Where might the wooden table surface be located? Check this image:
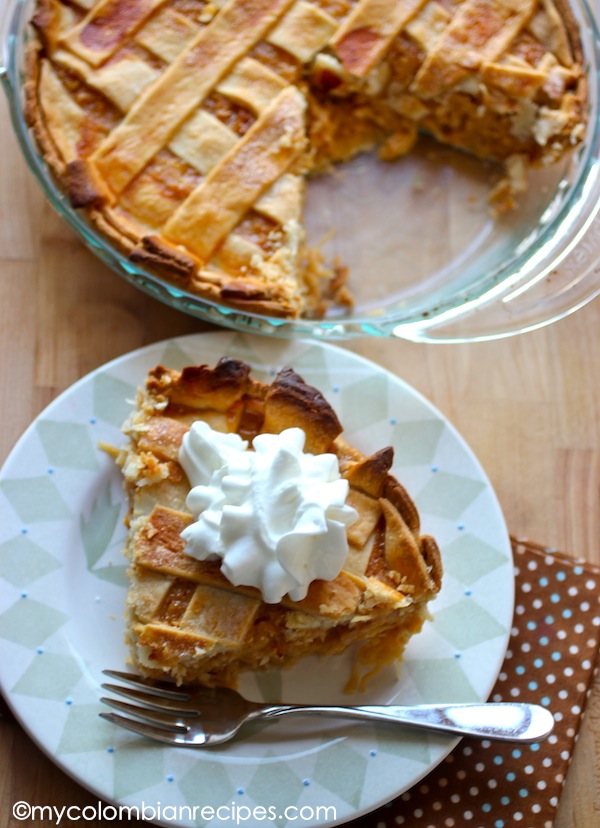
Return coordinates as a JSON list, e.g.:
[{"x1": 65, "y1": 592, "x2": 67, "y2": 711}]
[{"x1": 1, "y1": 65, "x2": 600, "y2": 827}]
